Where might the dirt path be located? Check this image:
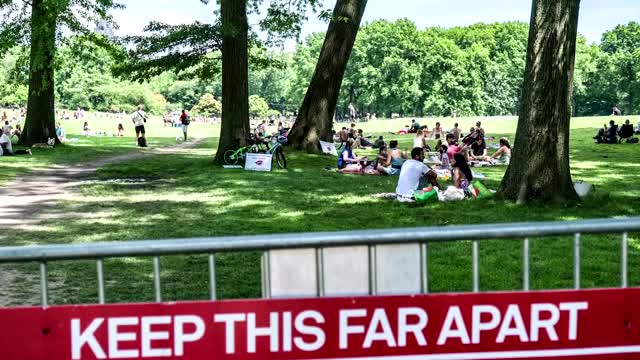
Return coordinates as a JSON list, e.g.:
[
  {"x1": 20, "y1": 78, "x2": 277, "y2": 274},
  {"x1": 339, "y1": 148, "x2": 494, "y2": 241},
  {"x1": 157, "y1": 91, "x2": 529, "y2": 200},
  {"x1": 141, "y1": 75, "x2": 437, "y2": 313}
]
[
  {"x1": 0, "y1": 138, "x2": 205, "y2": 233},
  {"x1": 0, "y1": 138, "x2": 206, "y2": 306}
]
